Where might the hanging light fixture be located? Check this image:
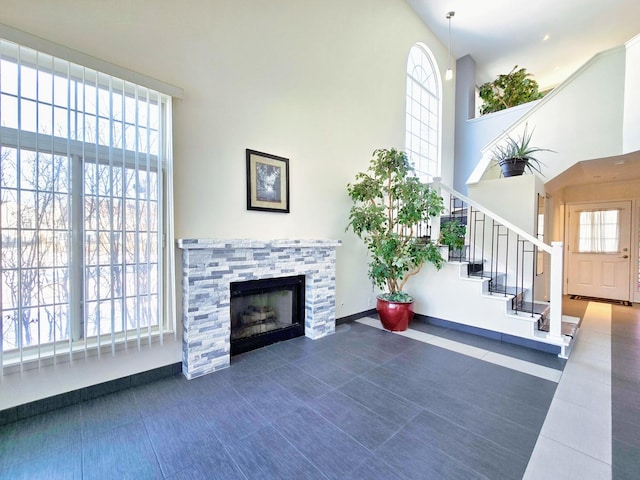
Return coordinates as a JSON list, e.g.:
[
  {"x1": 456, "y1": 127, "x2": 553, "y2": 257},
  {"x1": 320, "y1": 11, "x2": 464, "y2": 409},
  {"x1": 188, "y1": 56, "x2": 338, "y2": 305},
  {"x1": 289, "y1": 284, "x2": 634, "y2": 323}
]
[{"x1": 445, "y1": 11, "x2": 455, "y2": 80}]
